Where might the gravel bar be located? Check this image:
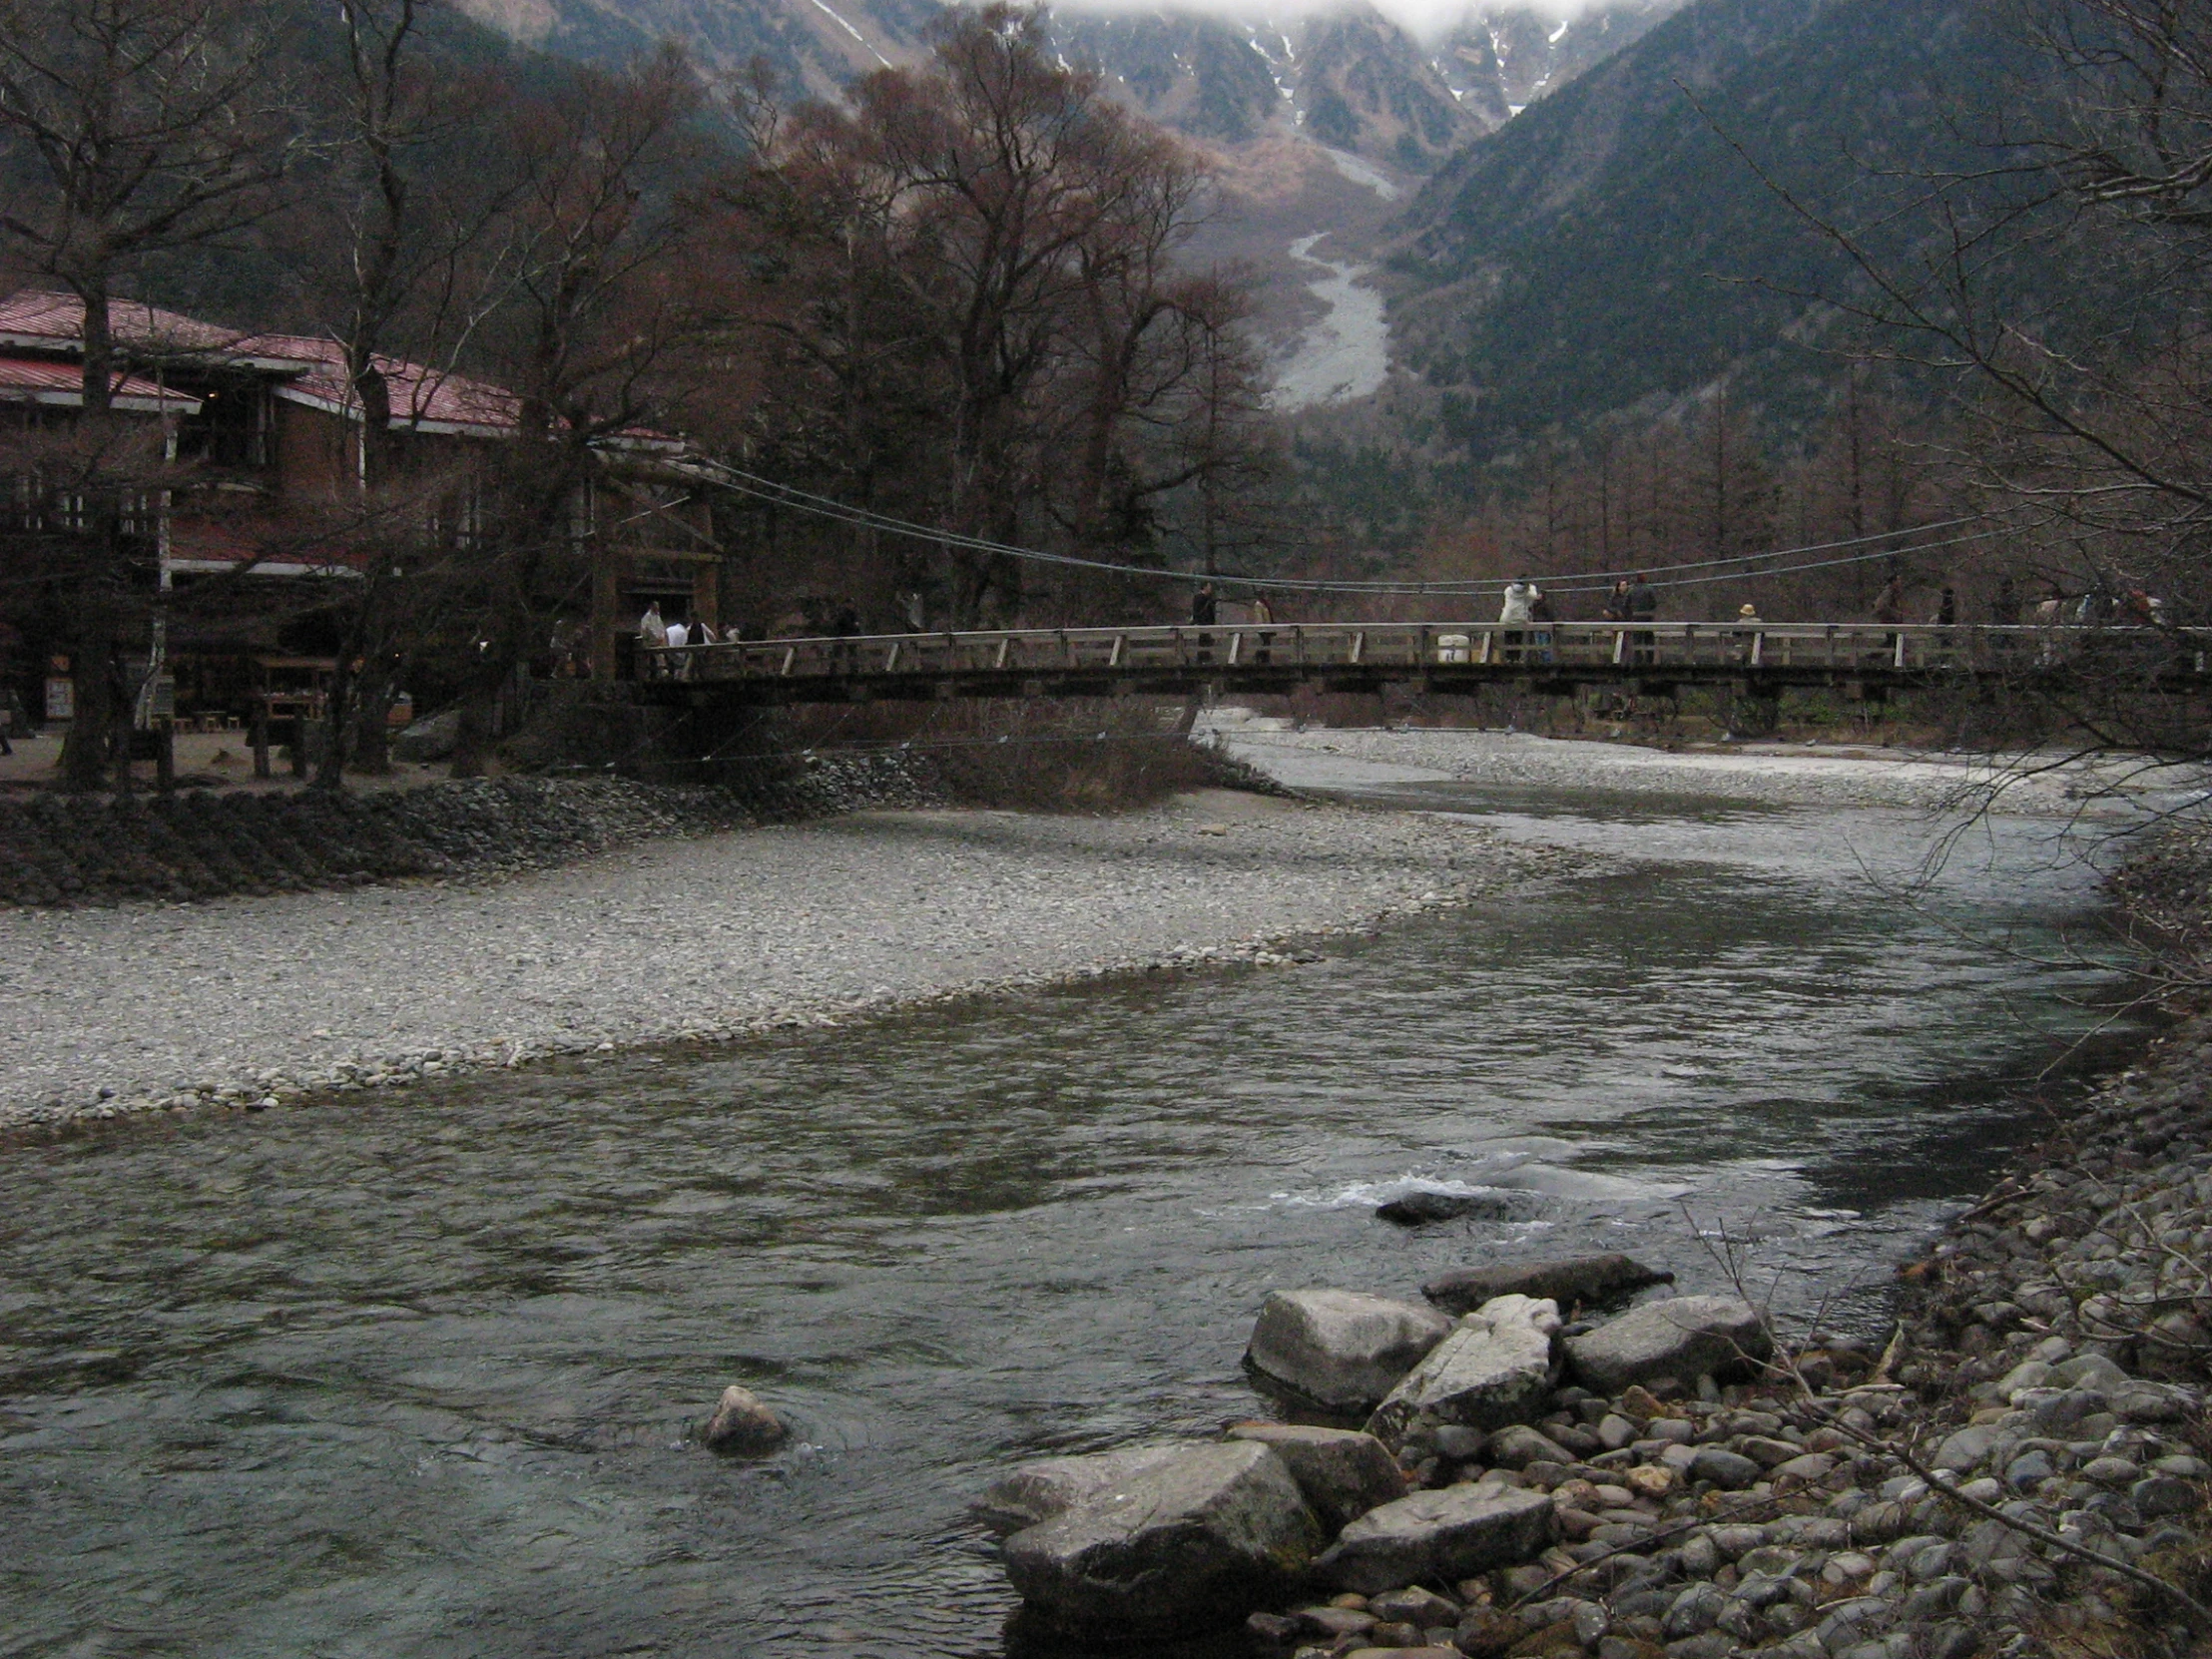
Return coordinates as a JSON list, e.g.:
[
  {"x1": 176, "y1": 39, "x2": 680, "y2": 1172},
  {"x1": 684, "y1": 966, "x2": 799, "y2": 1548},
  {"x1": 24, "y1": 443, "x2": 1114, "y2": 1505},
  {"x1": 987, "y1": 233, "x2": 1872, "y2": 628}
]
[
  {"x1": 1220, "y1": 728, "x2": 2153, "y2": 815},
  {"x1": 0, "y1": 792, "x2": 1581, "y2": 1130}
]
